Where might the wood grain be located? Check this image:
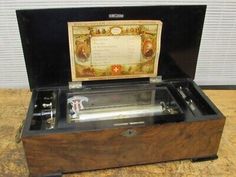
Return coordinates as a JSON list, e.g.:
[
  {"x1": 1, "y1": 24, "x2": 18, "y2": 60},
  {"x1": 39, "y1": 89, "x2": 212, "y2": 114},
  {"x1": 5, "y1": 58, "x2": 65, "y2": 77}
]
[
  {"x1": 0, "y1": 89, "x2": 235, "y2": 177},
  {"x1": 23, "y1": 117, "x2": 224, "y2": 176}
]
